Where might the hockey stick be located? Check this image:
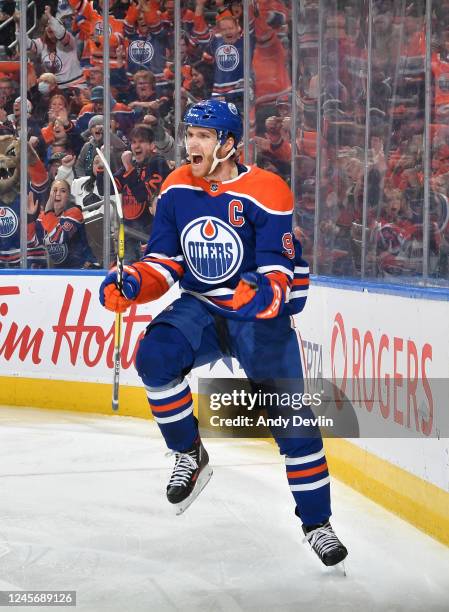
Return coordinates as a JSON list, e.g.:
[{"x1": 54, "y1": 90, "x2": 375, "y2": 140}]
[{"x1": 96, "y1": 147, "x2": 125, "y2": 411}]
